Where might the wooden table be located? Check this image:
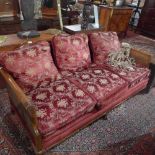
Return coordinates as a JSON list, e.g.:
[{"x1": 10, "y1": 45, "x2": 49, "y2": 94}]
[
  {"x1": 63, "y1": 24, "x2": 103, "y2": 34},
  {"x1": 0, "y1": 32, "x2": 54, "y2": 51}
]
